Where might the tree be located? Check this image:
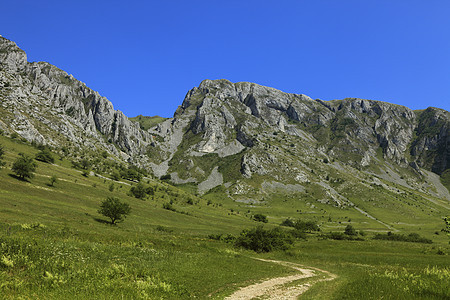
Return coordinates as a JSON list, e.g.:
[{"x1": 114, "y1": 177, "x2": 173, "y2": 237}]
[
  {"x1": 98, "y1": 197, "x2": 131, "y2": 225},
  {"x1": 11, "y1": 153, "x2": 37, "y2": 180},
  {"x1": 49, "y1": 175, "x2": 57, "y2": 187},
  {"x1": 35, "y1": 148, "x2": 54, "y2": 163},
  {"x1": 0, "y1": 143, "x2": 5, "y2": 167},
  {"x1": 80, "y1": 158, "x2": 91, "y2": 170},
  {"x1": 443, "y1": 216, "x2": 450, "y2": 238},
  {"x1": 253, "y1": 213, "x2": 268, "y2": 223},
  {"x1": 344, "y1": 224, "x2": 357, "y2": 236},
  {"x1": 235, "y1": 226, "x2": 293, "y2": 253},
  {"x1": 129, "y1": 182, "x2": 147, "y2": 199},
  {"x1": 294, "y1": 220, "x2": 320, "y2": 232}
]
